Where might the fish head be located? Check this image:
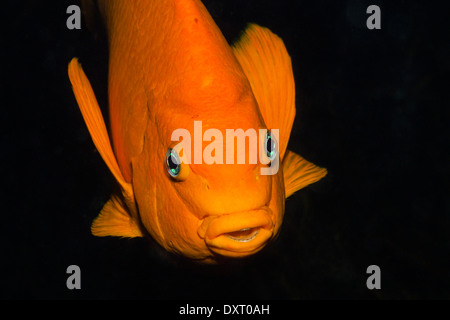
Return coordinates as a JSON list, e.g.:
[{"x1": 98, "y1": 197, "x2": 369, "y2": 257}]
[{"x1": 131, "y1": 89, "x2": 285, "y2": 263}]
